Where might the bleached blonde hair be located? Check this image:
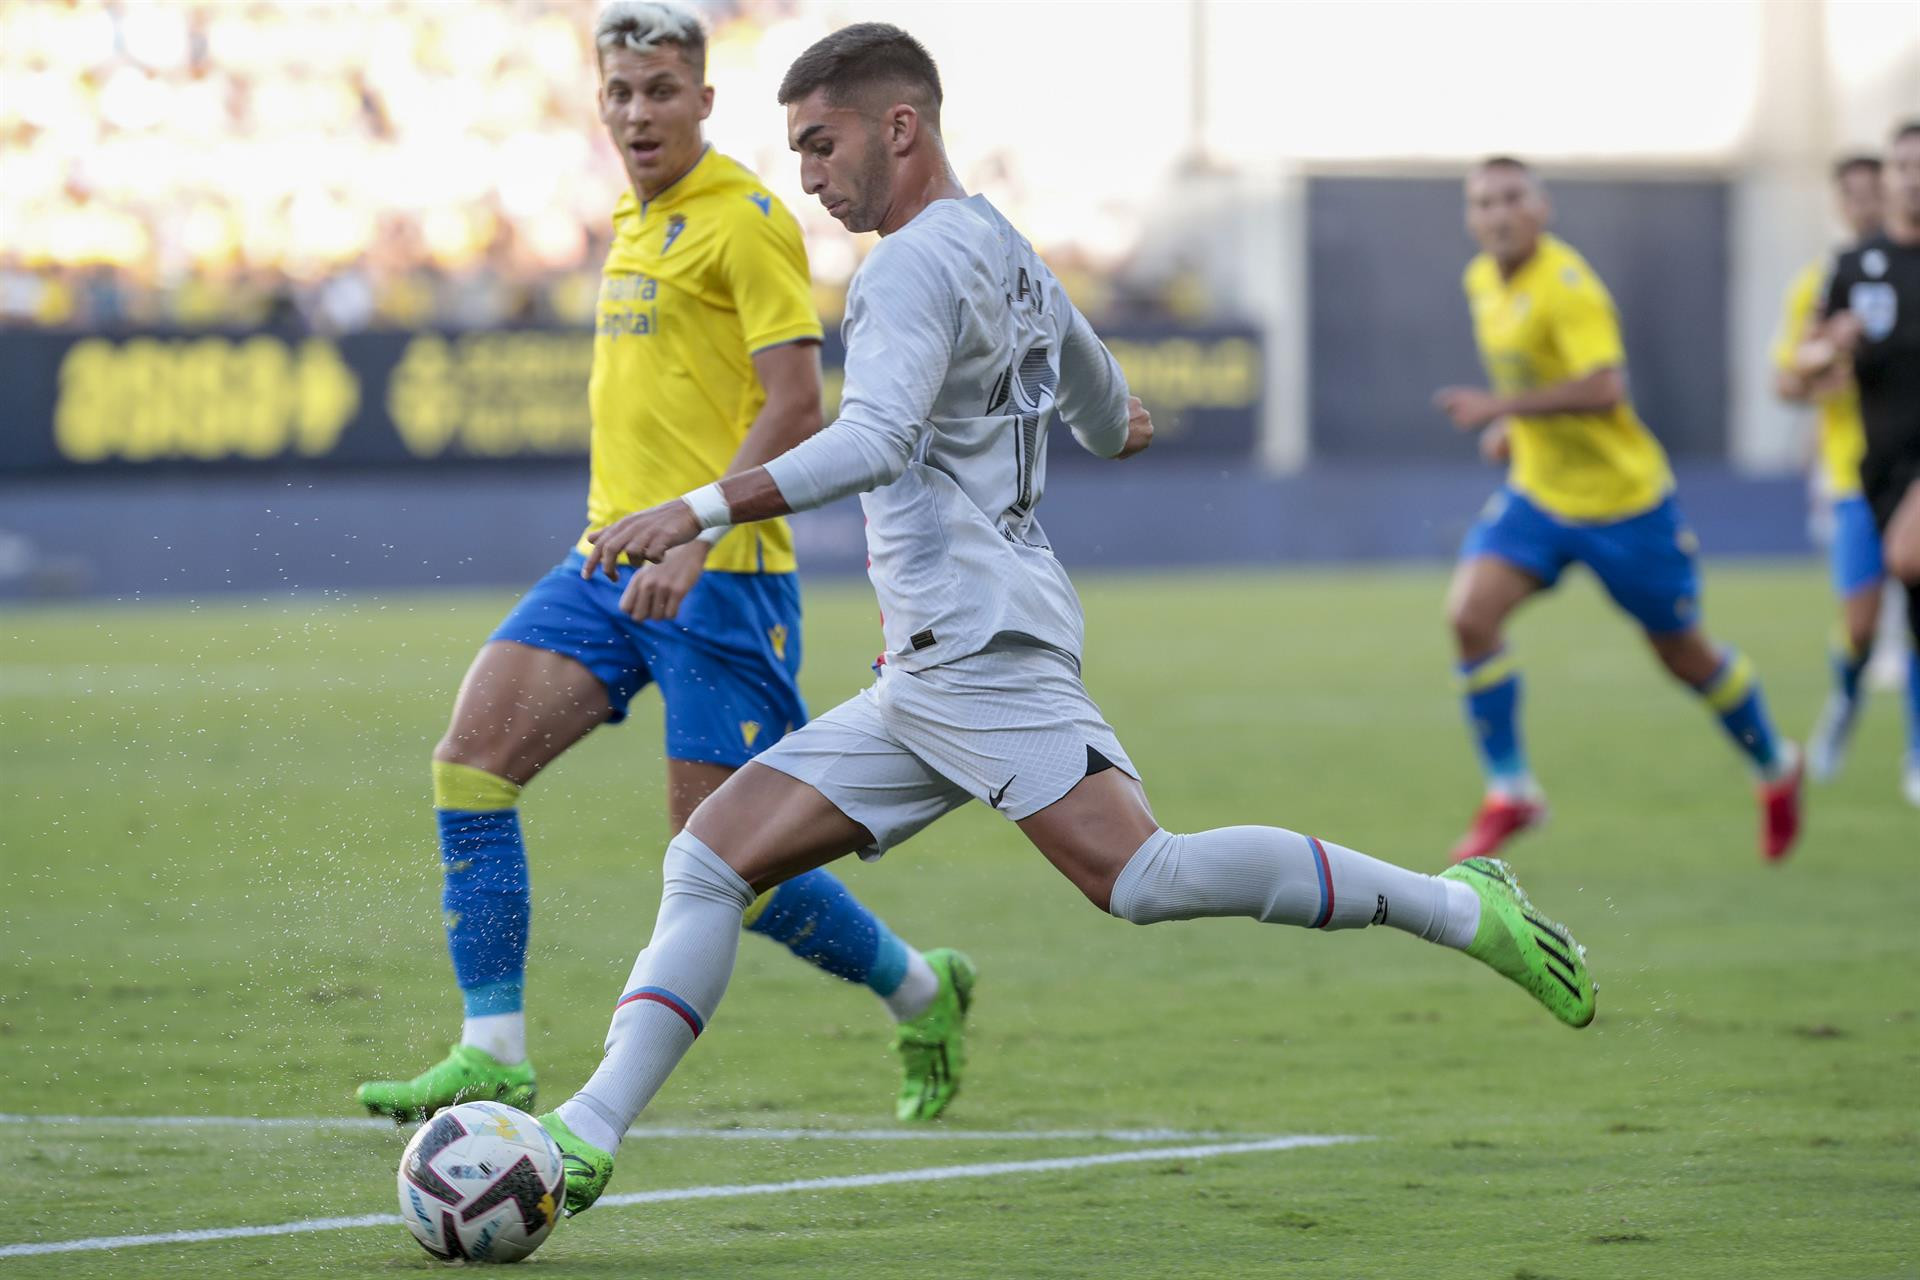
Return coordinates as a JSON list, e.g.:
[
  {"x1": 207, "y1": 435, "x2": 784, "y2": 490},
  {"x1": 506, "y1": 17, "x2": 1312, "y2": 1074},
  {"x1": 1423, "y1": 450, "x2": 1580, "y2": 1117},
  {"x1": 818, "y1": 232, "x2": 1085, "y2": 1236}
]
[{"x1": 595, "y1": 1, "x2": 708, "y2": 72}]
